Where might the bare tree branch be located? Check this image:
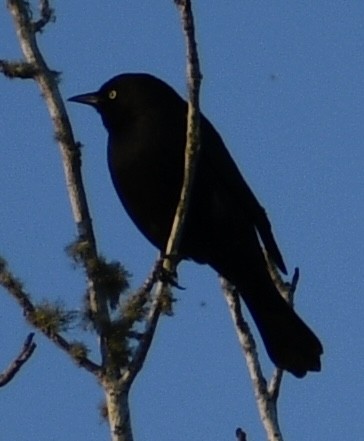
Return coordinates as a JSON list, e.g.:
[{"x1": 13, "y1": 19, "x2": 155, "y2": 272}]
[
  {"x1": 221, "y1": 279, "x2": 283, "y2": 441},
  {"x1": 32, "y1": 0, "x2": 55, "y2": 33},
  {"x1": 121, "y1": 295, "x2": 161, "y2": 387},
  {"x1": 267, "y1": 368, "x2": 283, "y2": 404},
  {"x1": 0, "y1": 333, "x2": 36, "y2": 387},
  {"x1": 164, "y1": 0, "x2": 202, "y2": 268}
]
